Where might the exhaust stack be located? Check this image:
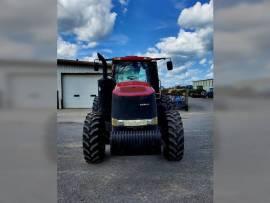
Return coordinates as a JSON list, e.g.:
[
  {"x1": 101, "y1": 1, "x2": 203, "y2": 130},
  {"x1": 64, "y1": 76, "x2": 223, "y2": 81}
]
[{"x1": 97, "y1": 53, "x2": 108, "y2": 79}]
